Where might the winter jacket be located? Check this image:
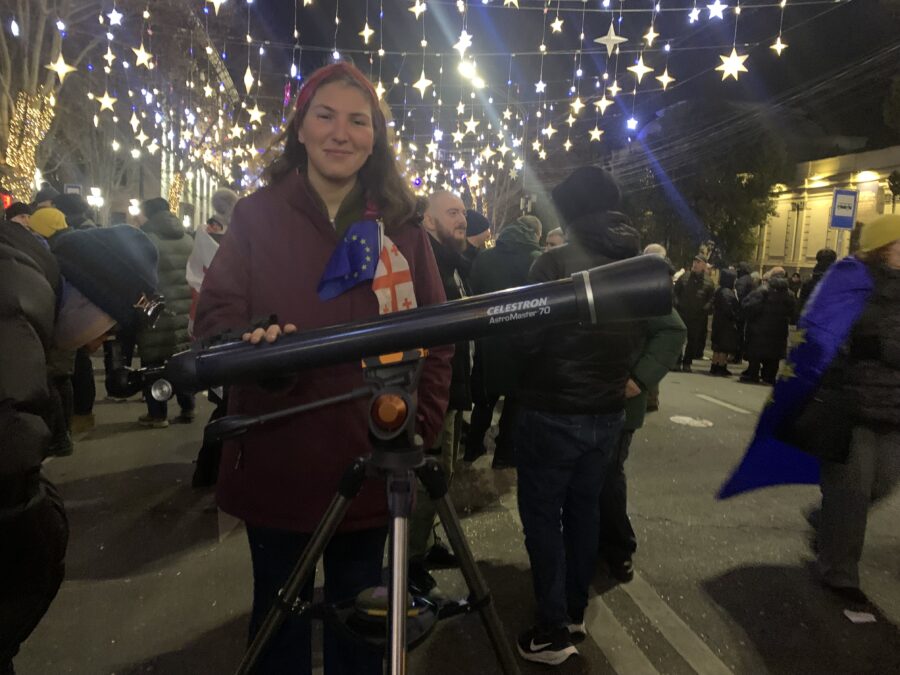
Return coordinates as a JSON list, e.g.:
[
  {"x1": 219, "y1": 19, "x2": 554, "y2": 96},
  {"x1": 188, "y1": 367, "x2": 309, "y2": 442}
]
[
  {"x1": 734, "y1": 267, "x2": 756, "y2": 302},
  {"x1": 798, "y1": 265, "x2": 831, "y2": 315},
  {"x1": 742, "y1": 277, "x2": 796, "y2": 361},
  {"x1": 137, "y1": 210, "x2": 193, "y2": 365},
  {"x1": 837, "y1": 264, "x2": 900, "y2": 431},
  {"x1": 428, "y1": 235, "x2": 472, "y2": 411},
  {"x1": 711, "y1": 269, "x2": 741, "y2": 354},
  {"x1": 469, "y1": 220, "x2": 542, "y2": 396},
  {"x1": 194, "y1": 171, "x2": 452, "y2": 533},
  {"x1": 674, "y1": 271, "x2": 715, "y2": 318},
  {"x1": 515, "y1": 211, "x2": 641, "y2": 415},
  {"x1": 624, "y1": 310, "x2": 686, "y2": 430}
]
